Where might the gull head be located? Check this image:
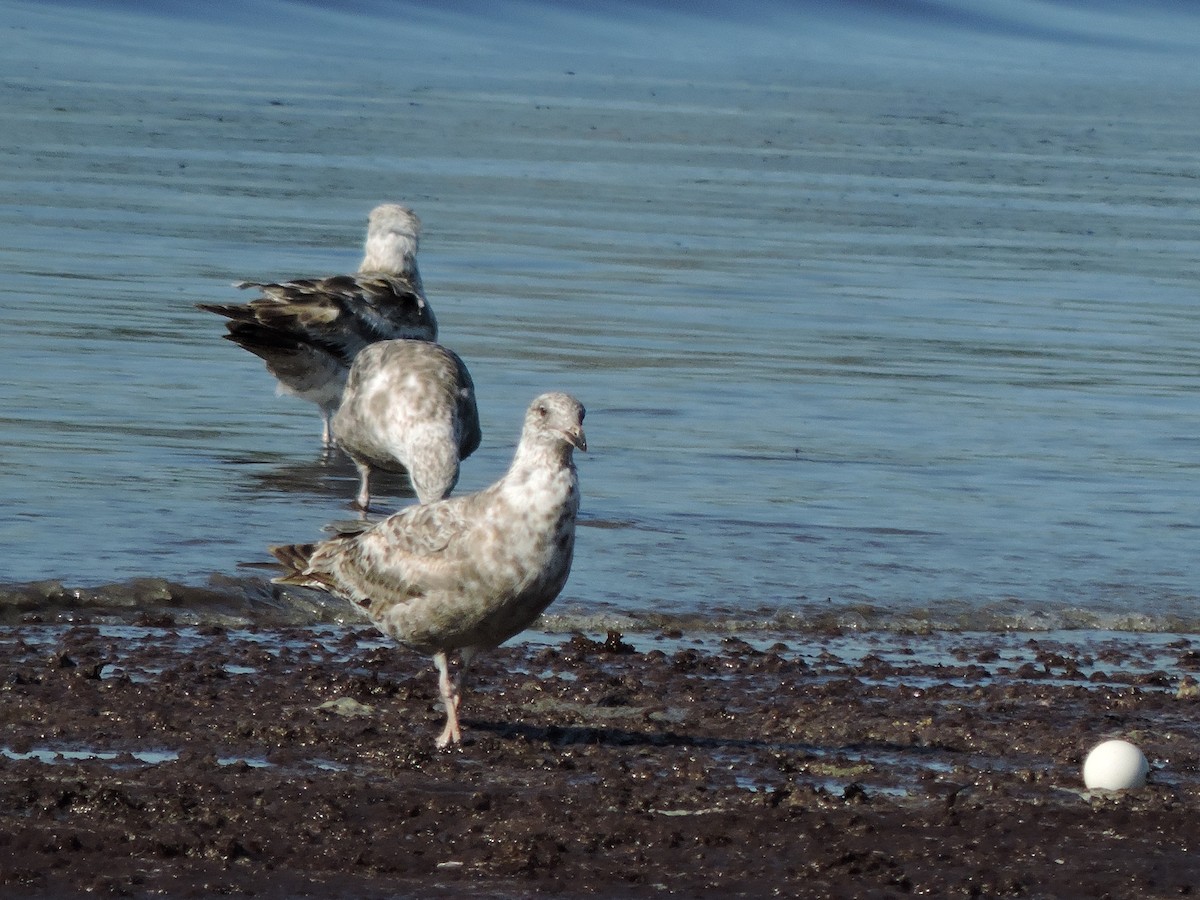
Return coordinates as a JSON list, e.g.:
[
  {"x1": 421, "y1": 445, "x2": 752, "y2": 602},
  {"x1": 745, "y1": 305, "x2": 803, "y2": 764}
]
[
  {"x1": 360, "y1": 203, "x2": 421, "y2": 273},
  {"x1": 525, "y1": 392, "x2": 587, "y2": 453}
]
